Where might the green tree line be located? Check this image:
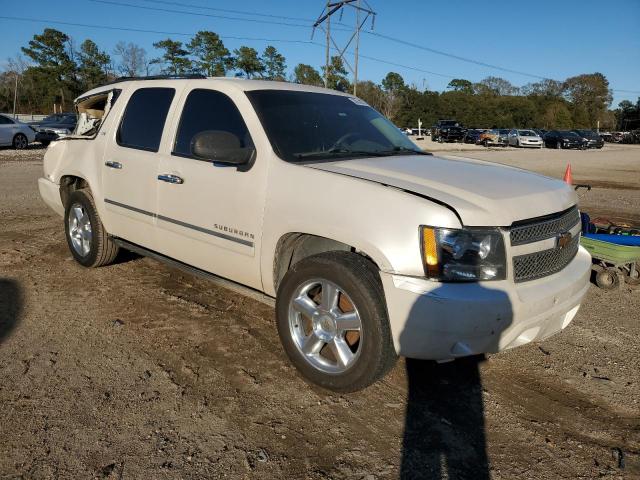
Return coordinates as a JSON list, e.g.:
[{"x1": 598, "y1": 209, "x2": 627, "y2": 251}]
[{"x1": 0, "y1": 28, "x2": 633, "y2": 131}]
